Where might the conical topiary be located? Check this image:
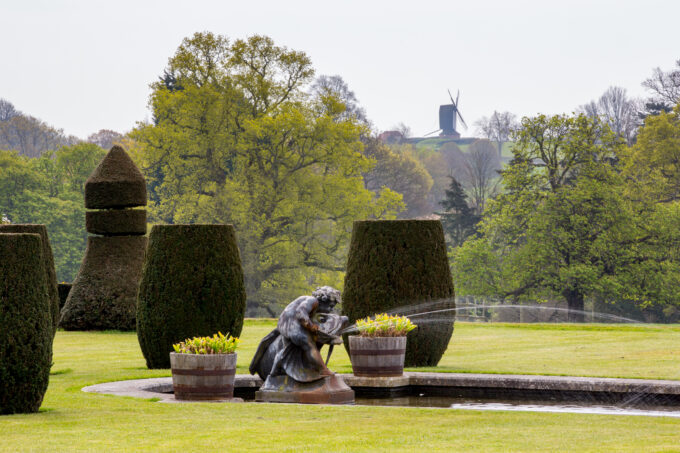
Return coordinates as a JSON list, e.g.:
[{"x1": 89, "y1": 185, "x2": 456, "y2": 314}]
[
  {"x1": 60, "y1": 236, "x2": 147, "y2": 330},
  {"x1": 0, "y1": 233, "x2": 53, "y2": 414},
  {"x1": 0, "y1": 224, "x2": 59, "y2": 335},
  {"x1": 84, "y1": 145, "x2": 147, "y2": 209},
  {"x1": 342, "y1": 220, "x2": 455, "y2": 367},
  {"x1": 60, "y1": 145, "x2": 148, "y2": 331},
  {"x1": 137, "y1": 224, "x2": 247, "y2": 369}
]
